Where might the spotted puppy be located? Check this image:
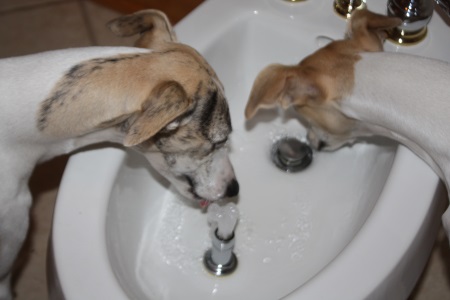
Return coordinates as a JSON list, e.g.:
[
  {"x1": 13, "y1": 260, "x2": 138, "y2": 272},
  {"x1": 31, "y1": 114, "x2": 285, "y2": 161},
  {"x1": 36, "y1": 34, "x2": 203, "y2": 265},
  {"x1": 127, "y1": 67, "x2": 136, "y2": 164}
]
[
  {"x1": 246, "y1": 10, "x2": 450, "y2": 239},
  {"x1": 0, "y1": 10, "x2": 238, "y2": 299}
]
